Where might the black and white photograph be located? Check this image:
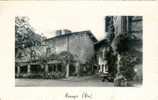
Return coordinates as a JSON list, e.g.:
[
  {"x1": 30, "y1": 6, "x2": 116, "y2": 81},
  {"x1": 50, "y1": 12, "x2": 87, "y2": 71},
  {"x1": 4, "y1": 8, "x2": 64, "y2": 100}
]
[
  {"x1": 15, "y1": 16, "x2": 143, "y2": 87},
  {"x1": 1, "y1": 1, "x2": 158, "y2": 100}
]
